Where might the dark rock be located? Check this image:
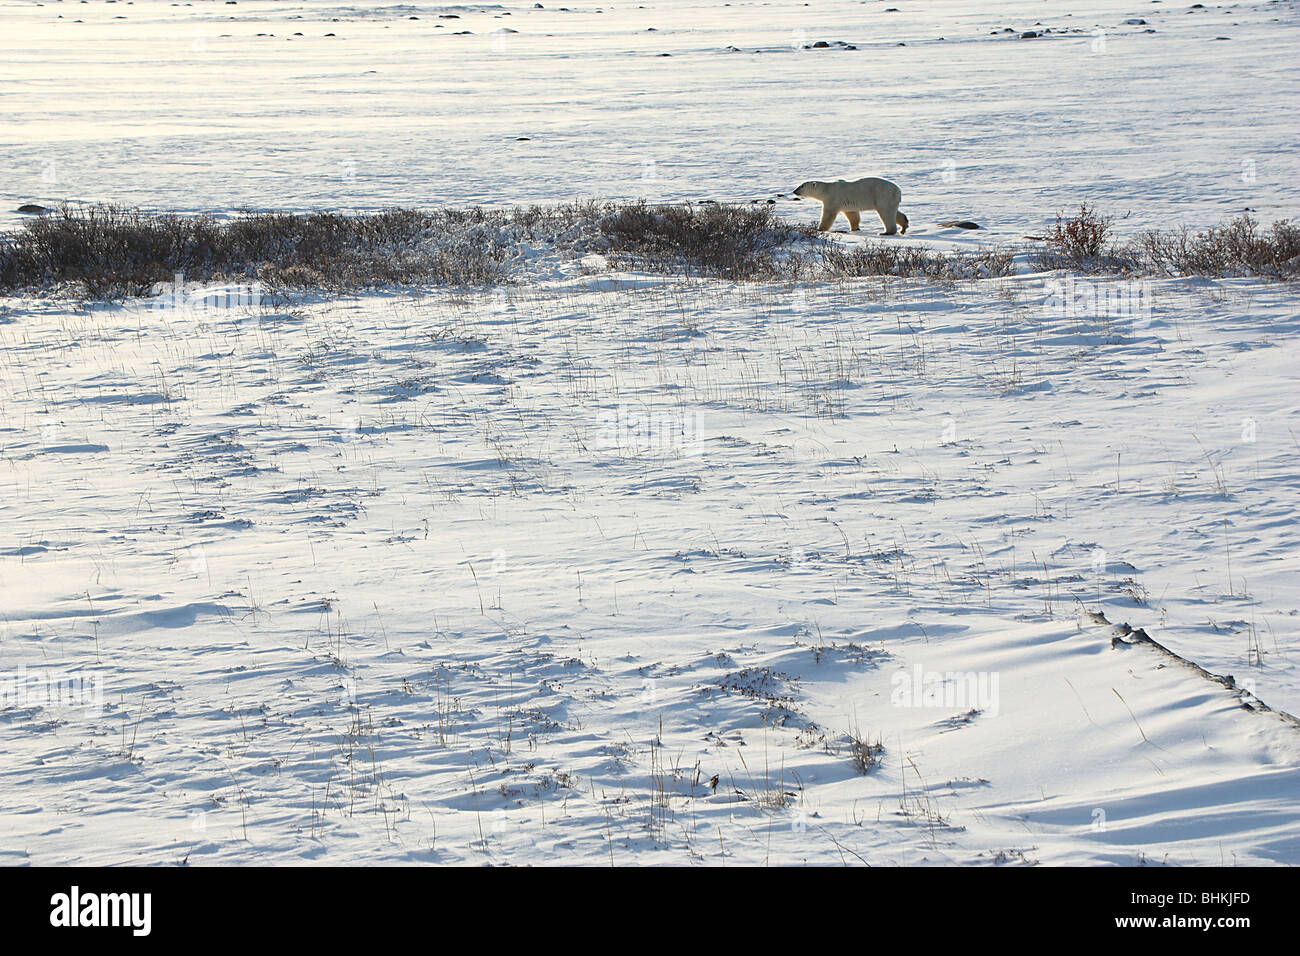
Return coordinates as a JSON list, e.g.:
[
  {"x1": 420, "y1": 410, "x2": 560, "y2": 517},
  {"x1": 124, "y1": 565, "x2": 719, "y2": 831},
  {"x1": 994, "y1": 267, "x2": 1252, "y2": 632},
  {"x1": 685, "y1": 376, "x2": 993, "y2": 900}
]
[{"x1": 17, "y1": 204, "x2": 48, "y2": 214}]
